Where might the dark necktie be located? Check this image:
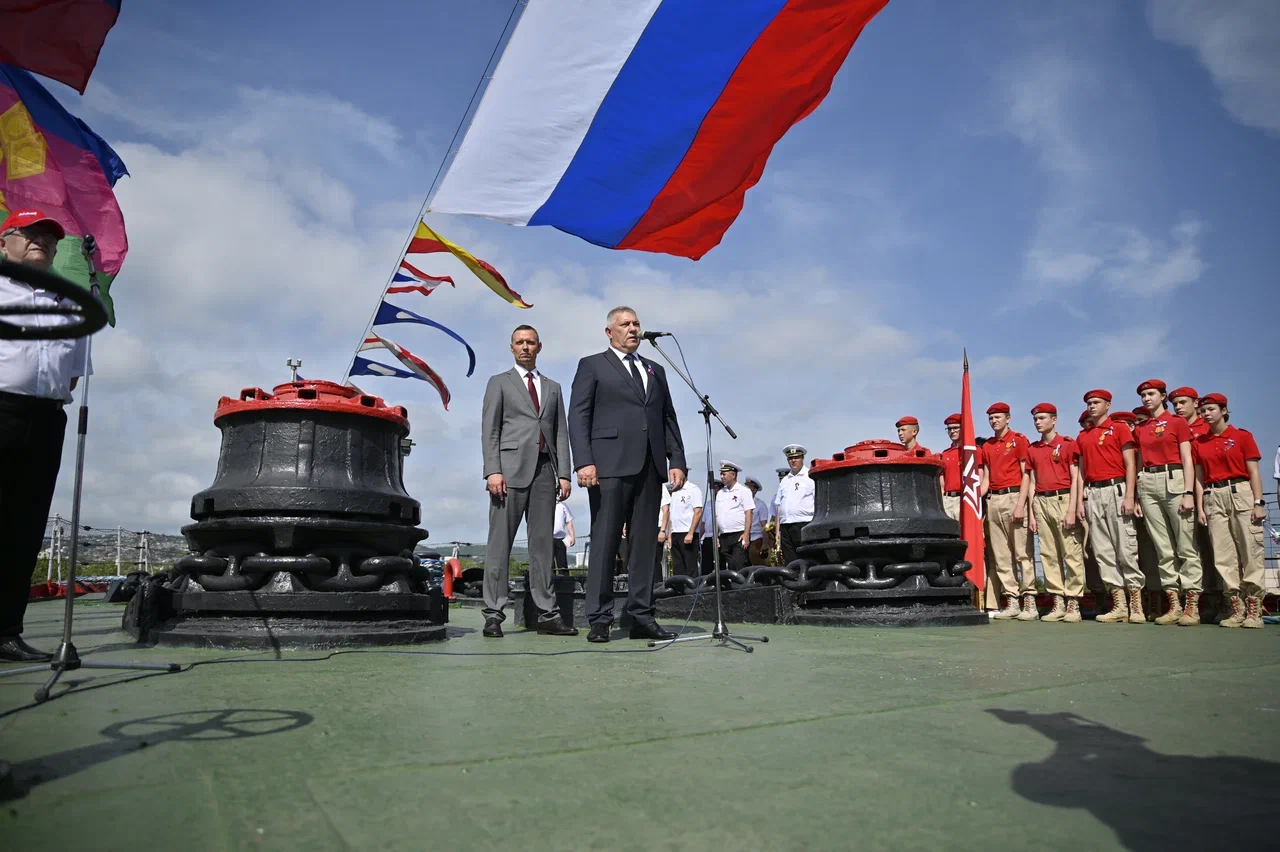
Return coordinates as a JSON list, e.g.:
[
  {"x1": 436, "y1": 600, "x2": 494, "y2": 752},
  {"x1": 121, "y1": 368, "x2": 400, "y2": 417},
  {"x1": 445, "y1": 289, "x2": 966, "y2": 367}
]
[
  {"x1": 626, "y1": 354, "x2": 645, "y2": 396},
  {"x1": 527, "y1": 371, "x2": 544, "y2": 451}
]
